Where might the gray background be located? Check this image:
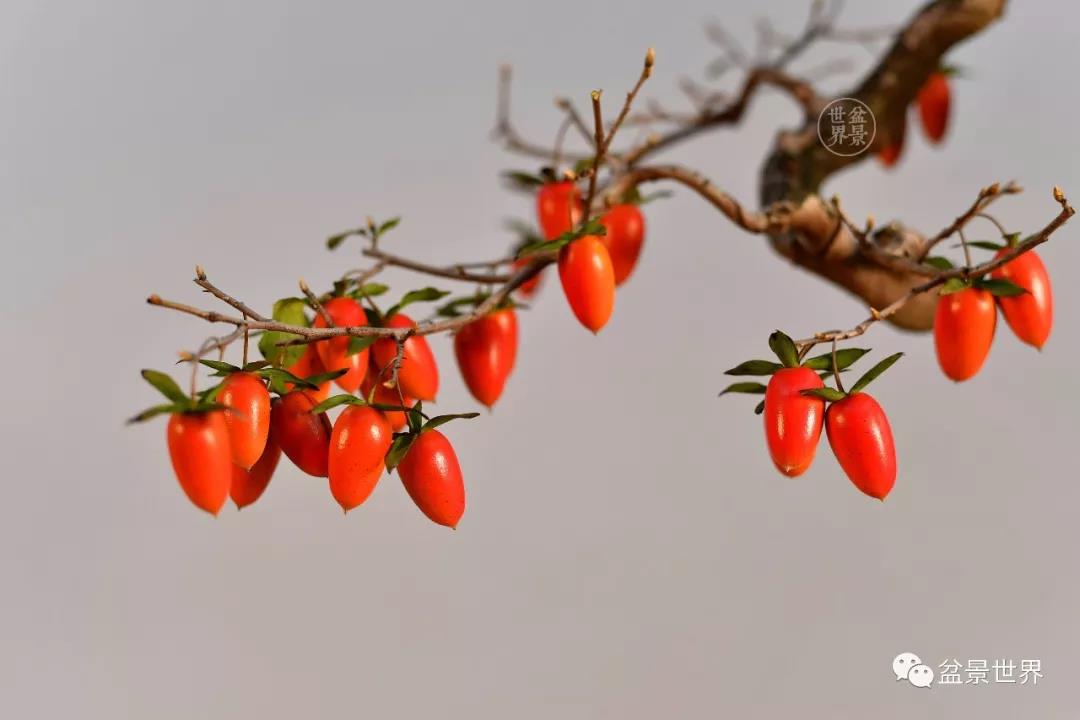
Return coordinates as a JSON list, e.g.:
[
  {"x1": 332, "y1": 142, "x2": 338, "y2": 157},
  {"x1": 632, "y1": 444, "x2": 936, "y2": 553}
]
[{"x1": 2, "y1": 0, "x2": 1076, "y2": 717}]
